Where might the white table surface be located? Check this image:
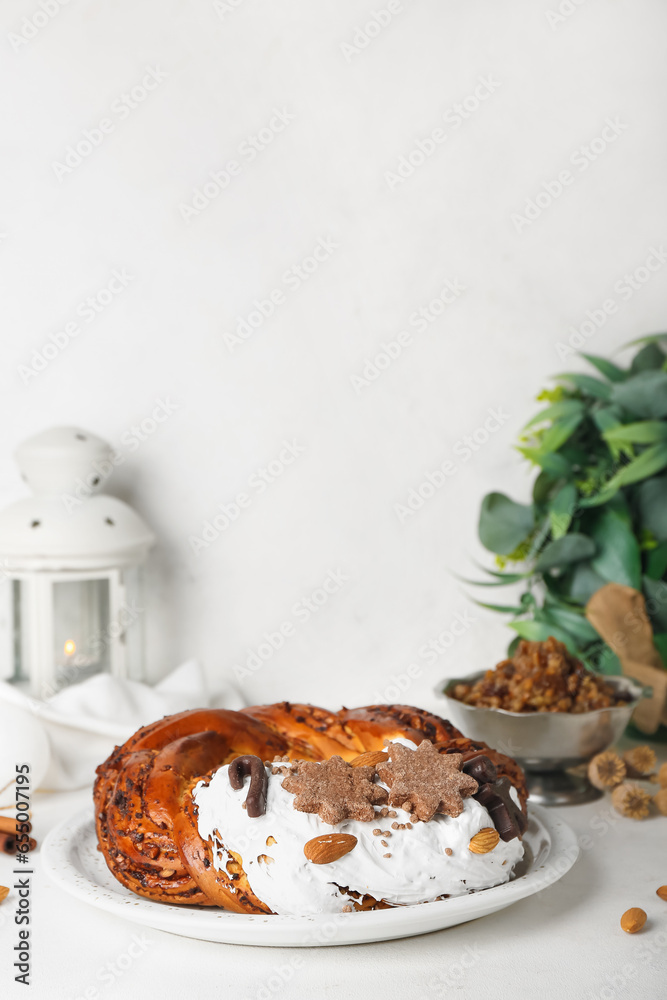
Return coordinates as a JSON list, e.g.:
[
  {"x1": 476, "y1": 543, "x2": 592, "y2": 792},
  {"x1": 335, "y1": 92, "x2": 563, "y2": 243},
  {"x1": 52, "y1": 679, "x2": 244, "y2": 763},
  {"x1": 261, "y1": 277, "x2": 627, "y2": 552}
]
[{"x1": 1, "y1": 739, "x2": 665, "y2": 1000}]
